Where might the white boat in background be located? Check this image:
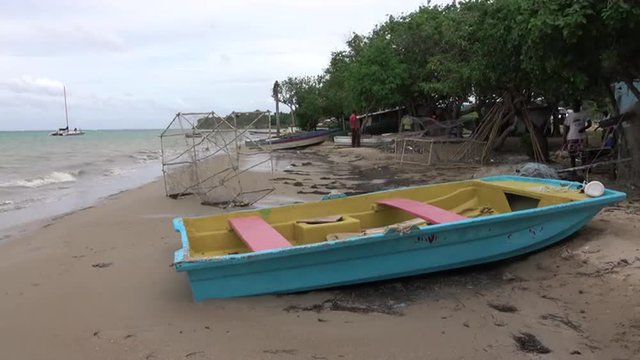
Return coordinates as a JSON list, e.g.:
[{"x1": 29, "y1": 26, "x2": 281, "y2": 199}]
[
  {"x1": 49, "y1": 86, "x2": 84, "y2": 136},
  {"x1": 333, "y1": 135, "x2": 393, "y2": 147},
  {"x1": 248, "y1": 126, "x2": 298, "y2": 135},
  {"x1": 333, "y1": 131, "x2": 425, "y2": 147},
  {"x1": 50, "y1": 129, "x2": 84, "y2": 136}
]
